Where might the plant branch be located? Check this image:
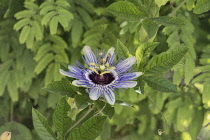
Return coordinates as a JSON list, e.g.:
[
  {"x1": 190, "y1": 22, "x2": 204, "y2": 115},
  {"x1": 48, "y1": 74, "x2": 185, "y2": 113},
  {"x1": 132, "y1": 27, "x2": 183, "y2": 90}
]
[
  {"x1": 65, "y1": 104, "x2": 95, "y2": 137},
  {"x1": 168, "y1": 0, "x2": 188, "y2": 17}
]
